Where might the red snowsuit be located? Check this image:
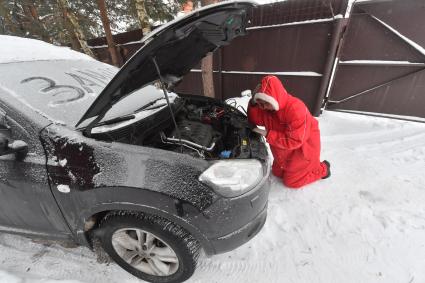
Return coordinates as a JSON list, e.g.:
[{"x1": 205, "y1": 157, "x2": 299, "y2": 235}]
[{"x1": 248, "y1": 75, "x2": 328, "y2": 188}]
